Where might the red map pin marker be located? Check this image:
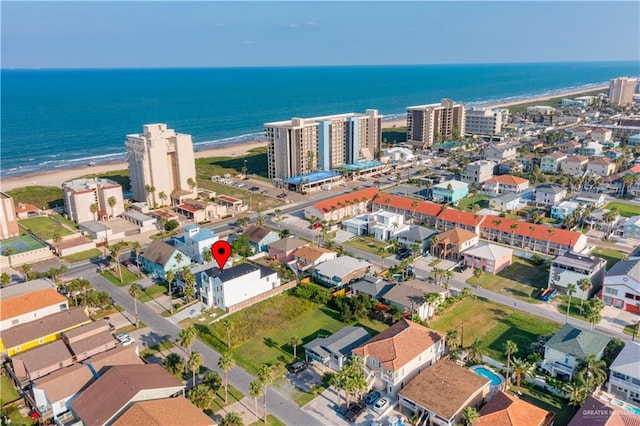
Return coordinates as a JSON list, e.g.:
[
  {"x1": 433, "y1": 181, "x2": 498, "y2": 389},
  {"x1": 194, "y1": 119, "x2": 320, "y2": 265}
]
[{"x1": 211, "y1": 241, "x2": 232, "y2": 272}]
